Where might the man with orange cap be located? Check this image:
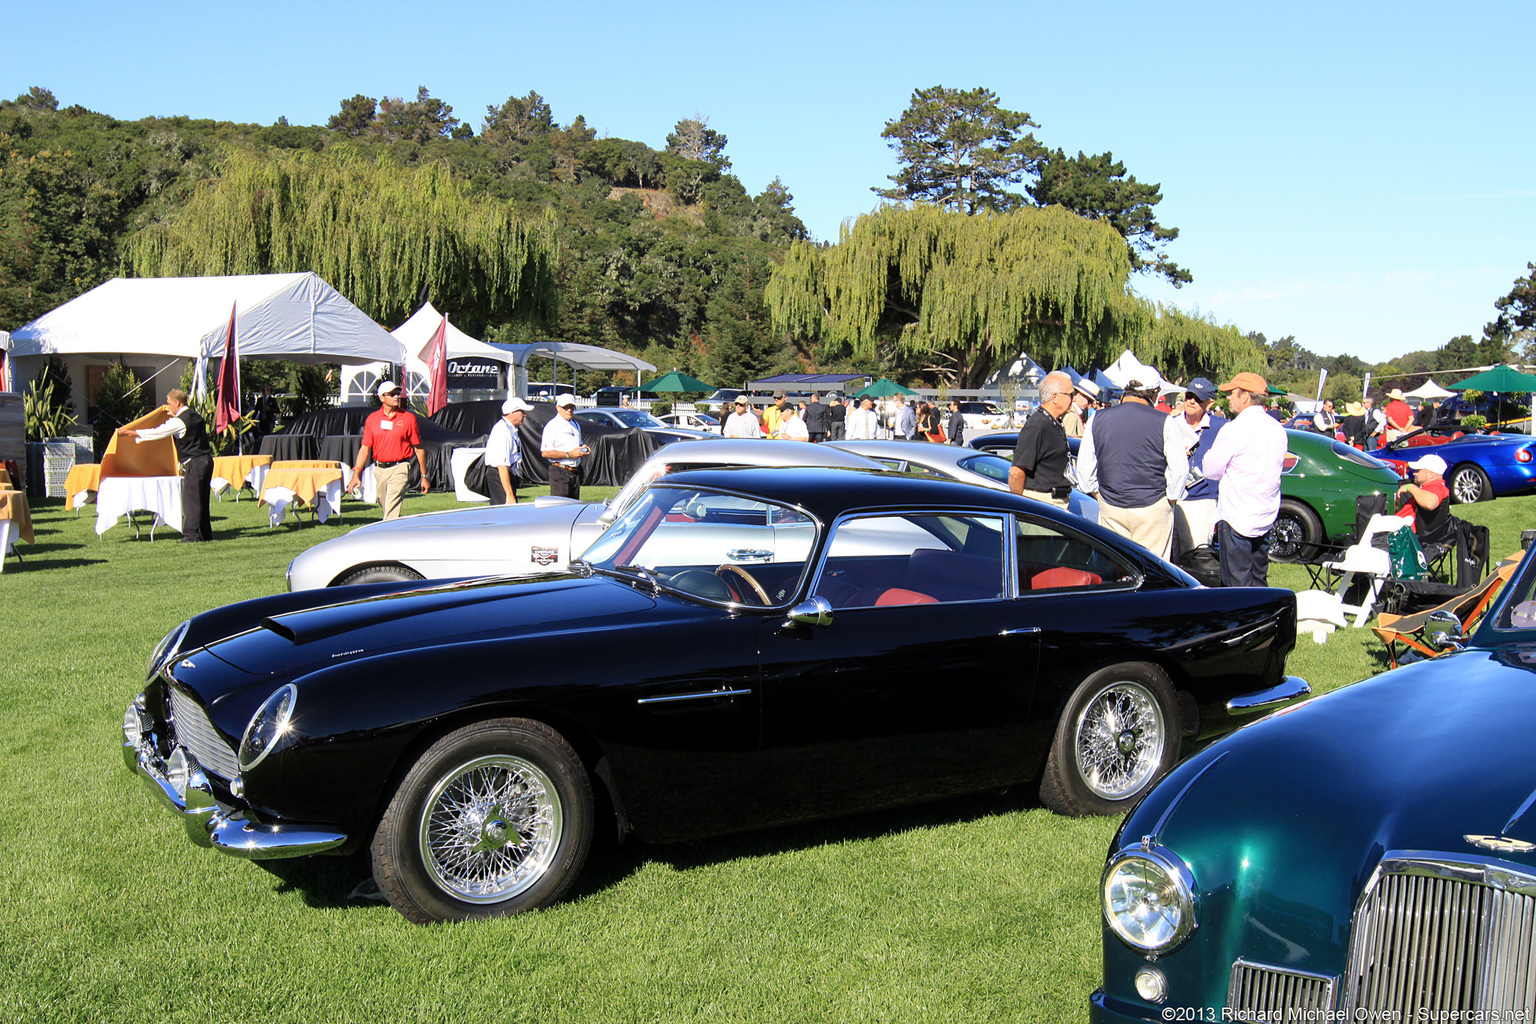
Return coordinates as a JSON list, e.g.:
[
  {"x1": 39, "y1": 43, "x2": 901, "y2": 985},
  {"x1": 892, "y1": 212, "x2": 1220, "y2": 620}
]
[{"x1": 1201, "y1": 371, "x2": 1287, "y2": 587}]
